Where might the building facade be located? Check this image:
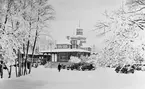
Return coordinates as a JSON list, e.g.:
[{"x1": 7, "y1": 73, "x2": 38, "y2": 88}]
[{"x1": 41, "y1": 27, "x2": 92, "y2": 62}]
